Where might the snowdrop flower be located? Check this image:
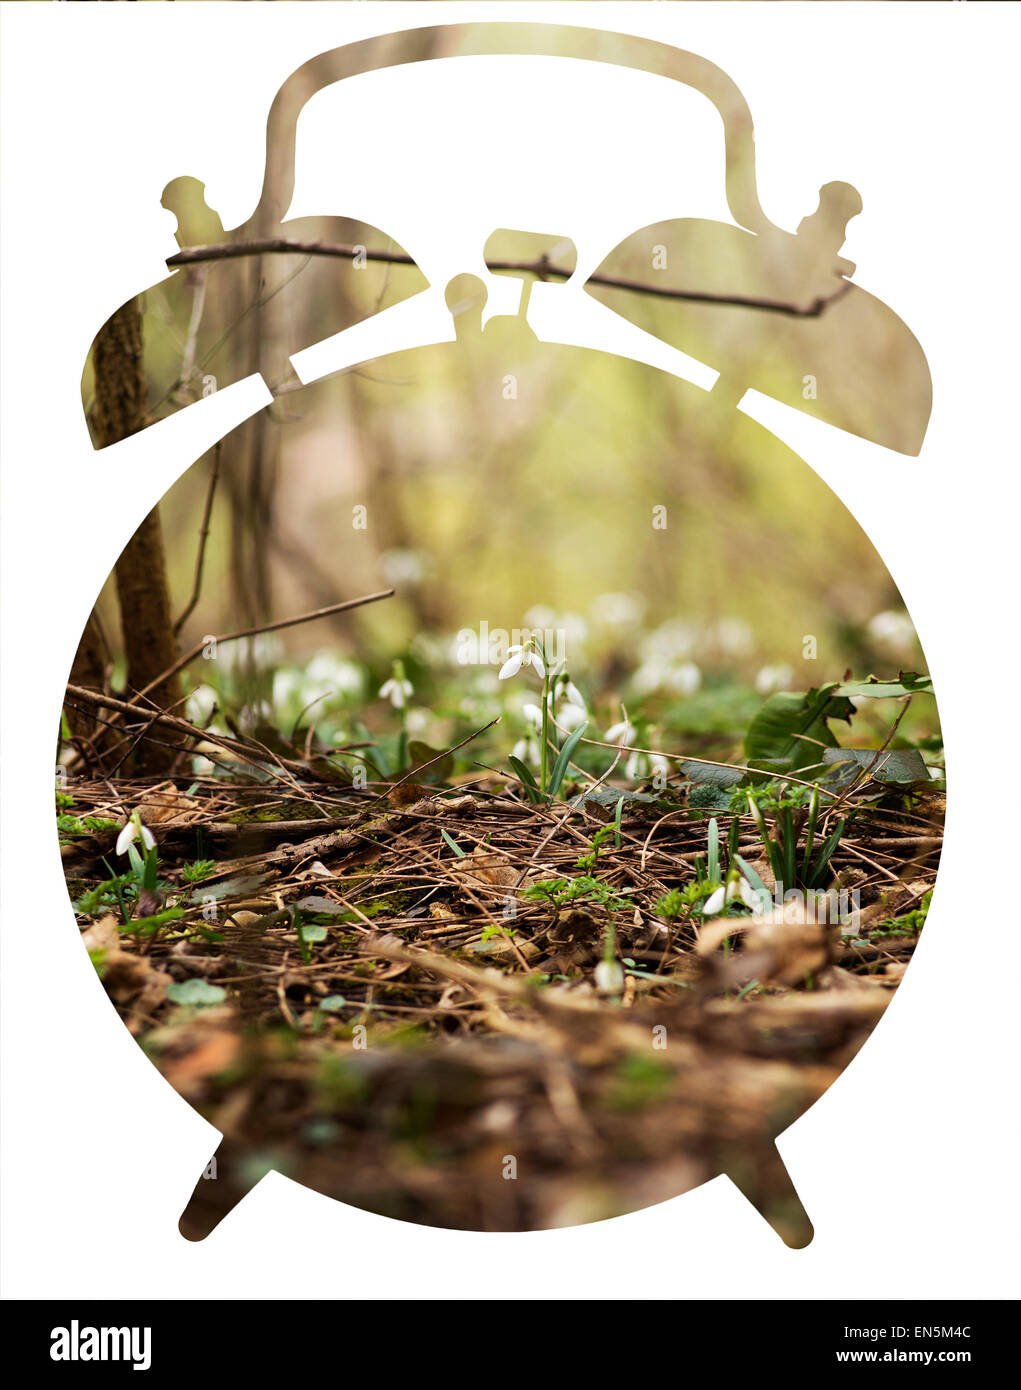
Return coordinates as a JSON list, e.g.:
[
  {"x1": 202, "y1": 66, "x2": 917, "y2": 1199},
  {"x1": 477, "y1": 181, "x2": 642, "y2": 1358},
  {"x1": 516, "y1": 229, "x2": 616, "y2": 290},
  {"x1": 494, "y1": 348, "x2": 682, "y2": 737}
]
[
  {"x1": 595, "y1": 959, "x2": 625, "y2": 994},
  {"x1": 379, "y1": 669, "x2": 414, "y2": 709},
  {"x1": 641, "y1": 618, "x2": 696, "y2": 662},
  {"x1": 522, "y1": 702, "x2": 543, "y2": 729},
  {"x1": 702, "y1": 871, "x2": 761, "y2": 917},
  {"x1": 305, "y1": 652, "x2": 366, "y2": 700},
  {"x1": 560, "y1": 612, "x2": 589, "y2": 652},
  {"x1": 185, "y1": 683, "x2": 217, "y2": 724},
  {"x1": 557, "y1": 702, "x2": 587, "y2": 732},
  {"x1": 379, "y1": 548, "x2": 427, "y2": 587},
  {"x1": 406, "y1": 708, "x2": 432, "y2": 737},
  {"x1": 512, "y1": 735, "x2": 541, "y2": 766},
  {"x1": 561, "y1": 680, "x2": 585, "y2": 709},
  {"x1": 523, "y1": 604, "x2": 557, "y2": 631},
  {"x1": 605, "y1": 719, "x2": 635, "y2": 747},
  {"x1": 867, "y1": 609, "x2": 916, "y2": 650},
  {"x1": 116, "y1": 810, "x2": 155, "y2": 857},
  {"x1": 755, "y1": 663, "x2": 794, "y2": 696},
  {"x1": 632, "y1": 658, "x2": 667, "y2": 696},
  {"x1": 499, "y1": 641, "x2": 545, "y2": 681},
  {"x1": 712, "y1": 617, "x2": 754, "y2": 658},
  {"x1": 664, "y1": 660, "x2": 702, "y2": 697},
  {"x1": 626, "y1": 749, "x2": 671, "y2": 781},
  {"x1": 591, "y1": 592, "x2": 645, "y2": 629}
]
